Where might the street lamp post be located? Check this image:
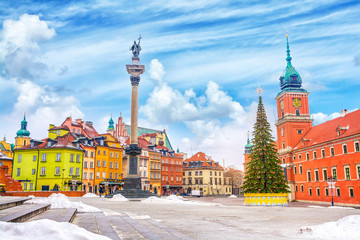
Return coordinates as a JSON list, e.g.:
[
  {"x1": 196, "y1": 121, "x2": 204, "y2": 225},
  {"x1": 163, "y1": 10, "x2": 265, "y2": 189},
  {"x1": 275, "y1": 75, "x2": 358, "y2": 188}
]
[
  {"x1": 327, "y1": 176, "x2": 336, "y2": 206},
  {"x1": 62, "y1": 169, "x2": 65, "y2": 191}
]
